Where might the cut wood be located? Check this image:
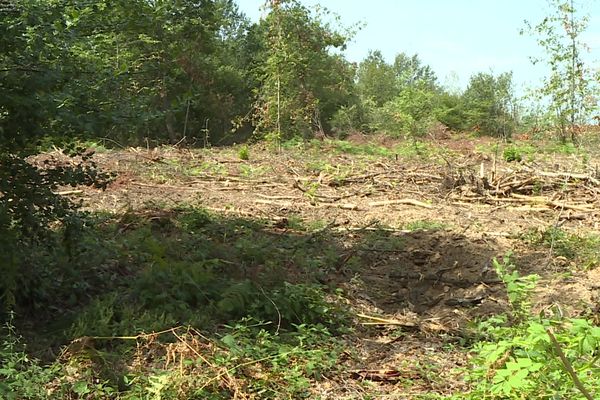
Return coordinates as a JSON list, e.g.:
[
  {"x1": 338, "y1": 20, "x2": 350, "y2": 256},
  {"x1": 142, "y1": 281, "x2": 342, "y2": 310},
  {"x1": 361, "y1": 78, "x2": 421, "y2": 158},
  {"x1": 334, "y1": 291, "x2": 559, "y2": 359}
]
[
  {"x1": 535, "y1": 170, "x2": 600, "y2": 185},
  {"x1": 368, "y1": 199, "x2": 432, "y2": 209},
  {"x1": 256, "y1": 193, "x2": 299, "y2": 200},
  {"x1": 254, "y1": 199, "x2": 294, "y2": 207},
  {"x1": 54, "y1": 190, "x2": 84, "y2": 196},
  {"x1": 357, "y1": 313, "x2": 418, "y2": 328},
  {"x1": 510, "y1": 193, "x2": 595, "y2": 212}
]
